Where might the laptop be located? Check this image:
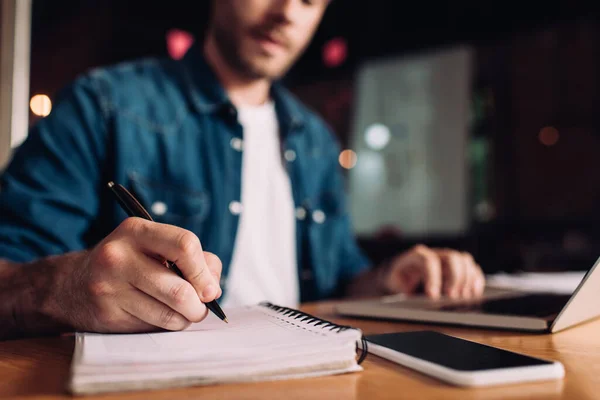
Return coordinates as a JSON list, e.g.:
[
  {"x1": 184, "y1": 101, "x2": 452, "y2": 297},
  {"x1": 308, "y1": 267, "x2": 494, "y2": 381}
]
[{"x1": 335, "y1": 257, "x2": 600, "y2": 333}]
